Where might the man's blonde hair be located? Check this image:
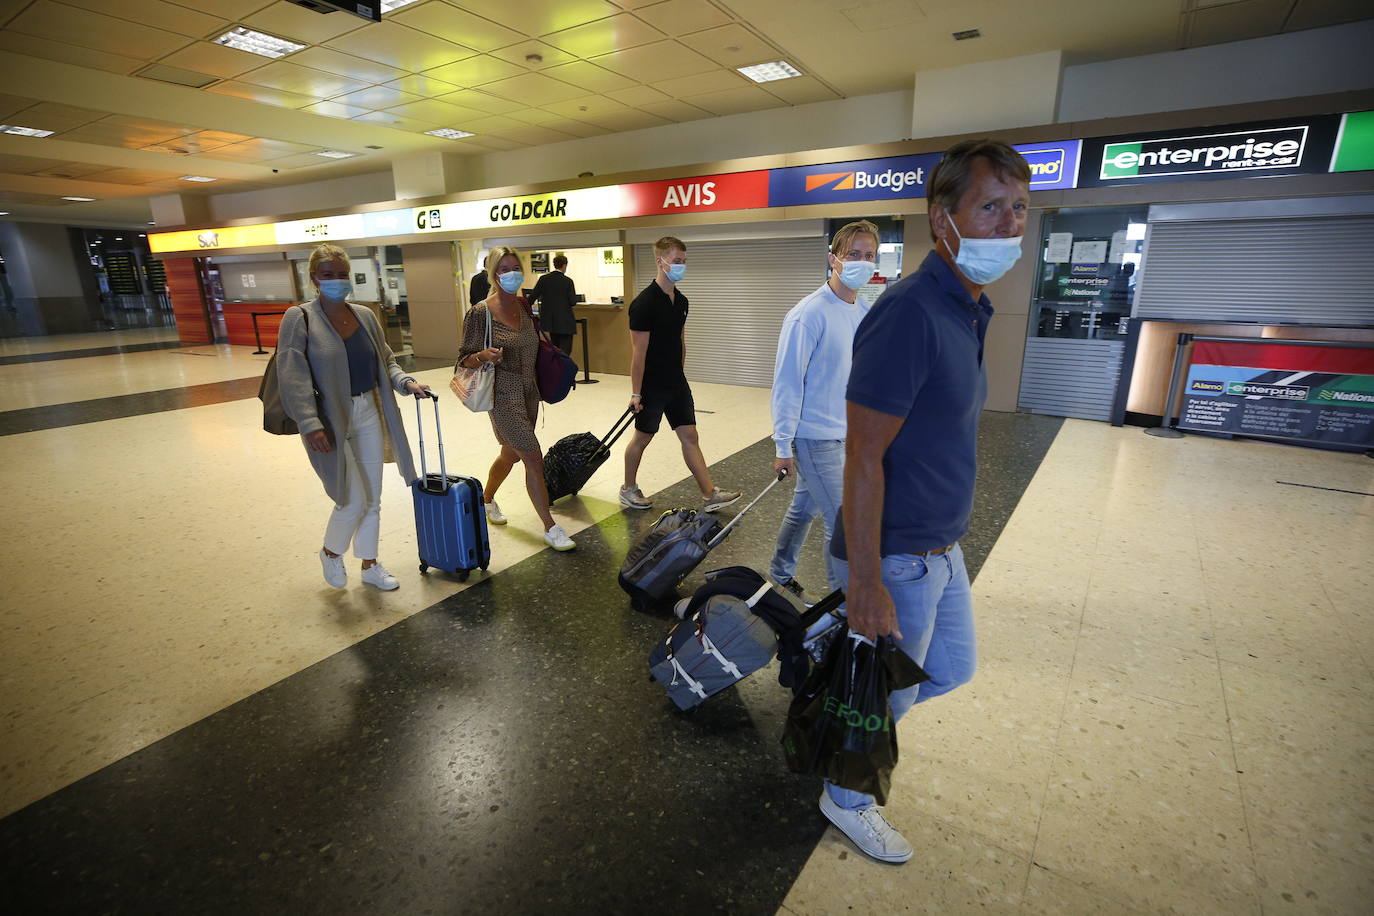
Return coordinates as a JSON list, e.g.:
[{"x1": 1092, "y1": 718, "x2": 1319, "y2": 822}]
[
  {"x1": 829, "y1": 220, "x2": 880, "y2": 257},
  {"x1": 307, "y1": 244, "x2": 350, "y2": 287},
  {"x1": 653, "y1": 236, "x2": 686, "y2": 259}
]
